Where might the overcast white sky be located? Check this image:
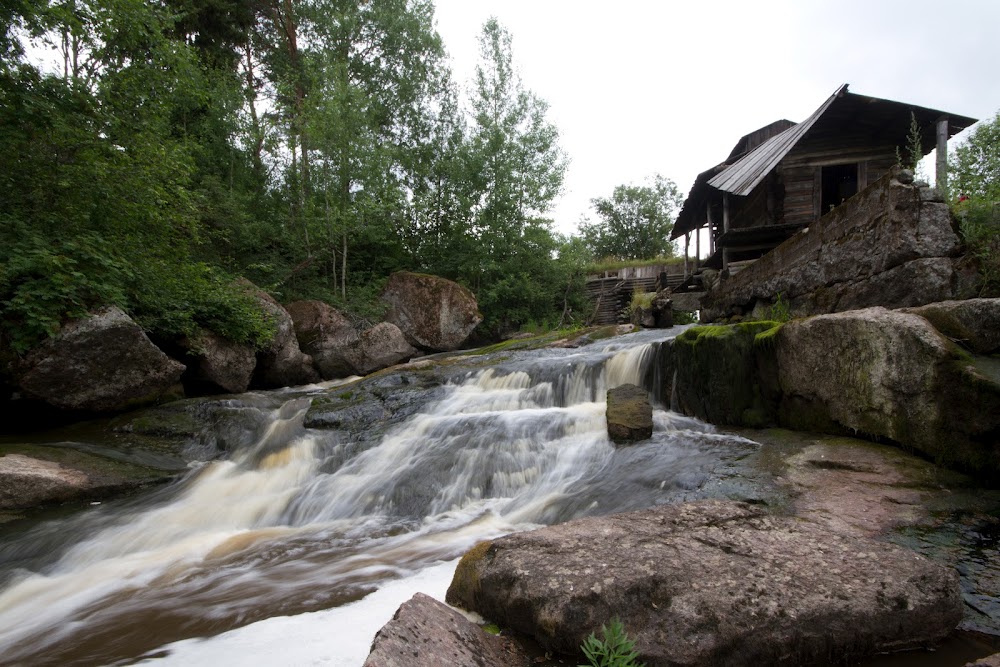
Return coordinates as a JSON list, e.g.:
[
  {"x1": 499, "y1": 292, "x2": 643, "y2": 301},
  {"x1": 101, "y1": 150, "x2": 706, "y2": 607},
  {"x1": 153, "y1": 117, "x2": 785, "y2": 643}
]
[{"x1": 432, "y1": 0, "x2": 1000, "y2": 236}]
